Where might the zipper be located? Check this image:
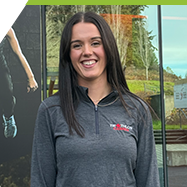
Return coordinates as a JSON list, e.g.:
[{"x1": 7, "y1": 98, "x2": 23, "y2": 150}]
[{"x1": 94, "y1": 105, "x2": 99, "y2": 134}]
